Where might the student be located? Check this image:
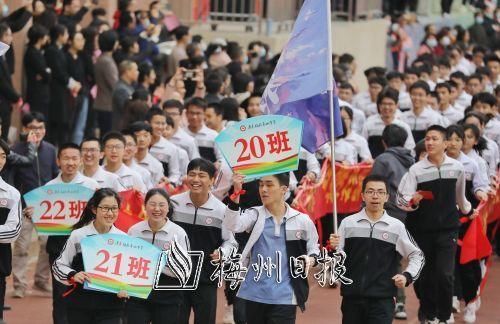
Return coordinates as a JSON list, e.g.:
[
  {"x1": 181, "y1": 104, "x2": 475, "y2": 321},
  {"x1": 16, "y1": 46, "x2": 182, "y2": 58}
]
[
  {"x1": 241, "y1": 93, "x2": 264, "y2": 118},
  {"x1": 102, "y1": 131, "x2": 146, "y2": 193},
  {"x1": 53, "y1": 188, "x2": 128, "y2": 324},
  {"x1": 362, "y1": 88, "x2": 415, "y2": 158},
  {"x1": 461, "y1": 124, "x2": 490, "y2": 184},
  {"x1": 127, "y1": 188, "x2": 190, "y2": 324},
  {"x1": 386, "y1": 71, "x2": 412, "y2": 111},
  {"x1": 435, "y1": 82, "x2": 463, "y2": 124},
  {"x1": 330, "y1": 174, "x2": 424, "y2": 324},
  {"x1": 353, "y1": 76, "x2": 387, "y2": 117},
  {"x1": 80, "y1": 137, "x2": 125, "y2": 192},
  {"x1": 204, "y1": 102, "x2": 225, "y2": 133},
  {"x1": 450, "y1": 71, "x2": 472, "y2": 111},
  {"x1": 340, "y1": 105, "x2": 373, "y2": 163},
  {"x1": 0, "y1": 139, "x2": 22, "y2": 322},
  {"x1": 163, "y1": 116, "x2": 190, "y2": 178},
  {"x1": 184, "y1": 97, "x2": 221, "y2": 162},
  {"x1": 401, "y1": 81, "x2": 448, "y2": 143},
  {"x1": 466, "y1": 74, "x2": 484, "y2": 96},
  {"x1": 12, "y1": 112, "x2": 59, "y2": 299},
  {"x1": 162, "y1": 99, "x2": 200, "y2": 161},
  {"x1": 171, "y1": 158, "x2": 237, "y2": 324},
  {"x1": 471, "y1": 92, "x2": 500, "y2": 147},
  {"x1": 225, "y1": 172, "x2": 320, "y2": 324},
  {"x1": 122, "y1": 131, "x2": 154, "y2": 188},
  {"x1": 45, "y1": 143, "x2": 100, "y2": 324},
  {"x1": 146, "y1": 108, "x2": 182, "y2": 185},
  {"x1": 446, "y1": 125, "x2": 489, "y2": 323},
  {"x1": 129, "y1": 122, "x2": 165, "y2": 186},
  {"x1": 337, "y1": 84, "x2": 365, "y2": 134},
  {"x1": 463, "y1": 112, "x2": 499, "y2": 179},
  {"x1": 398, "y1": 125, "x2": 471, "y2": 323}
]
